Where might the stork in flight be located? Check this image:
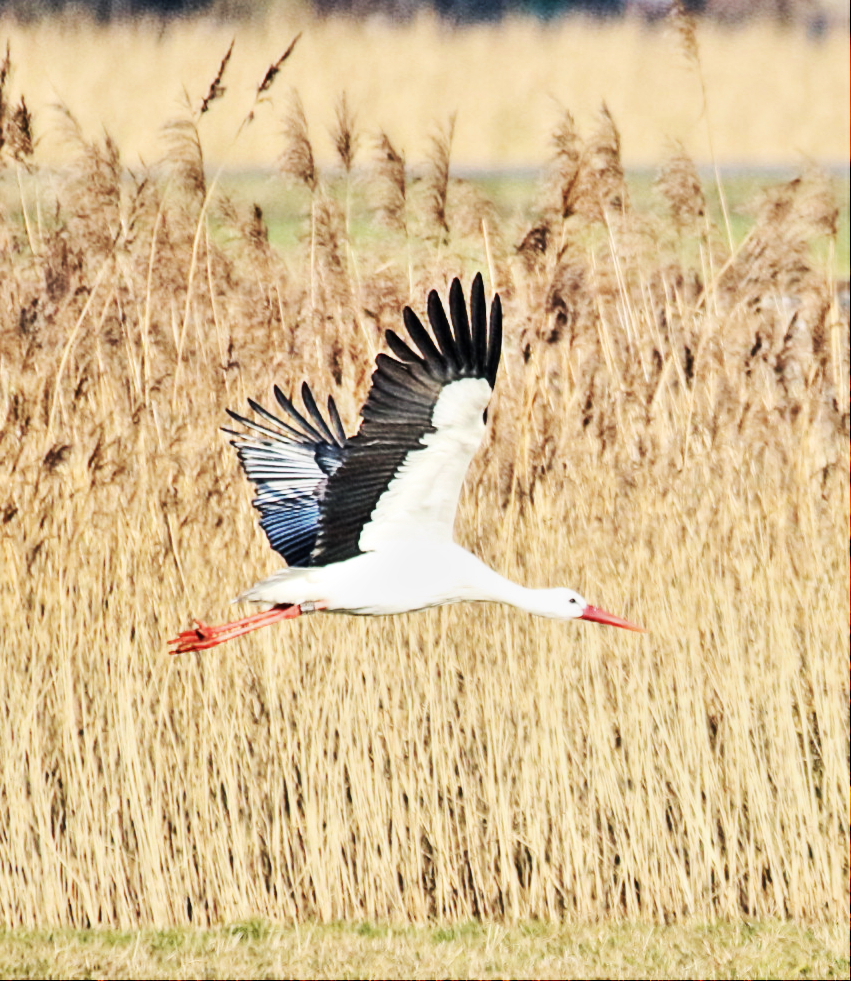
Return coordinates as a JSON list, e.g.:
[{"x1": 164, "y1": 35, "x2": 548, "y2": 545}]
[{"x1": 170, "y1": 274, "x2": 643, "y2": 653}]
